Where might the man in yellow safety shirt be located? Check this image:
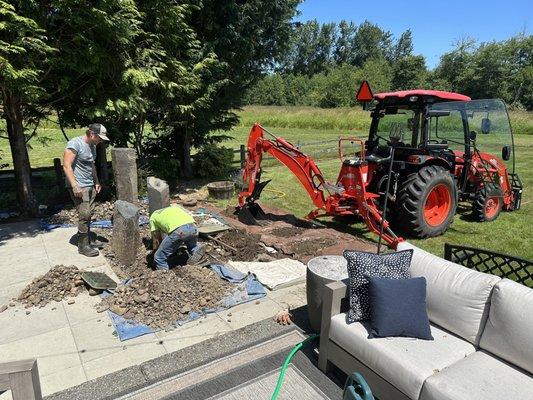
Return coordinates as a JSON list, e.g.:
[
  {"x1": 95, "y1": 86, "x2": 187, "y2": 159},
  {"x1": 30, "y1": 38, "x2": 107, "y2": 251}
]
[{"x1": 149, "y1": 206, "x2": 205, "y2": 269}]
